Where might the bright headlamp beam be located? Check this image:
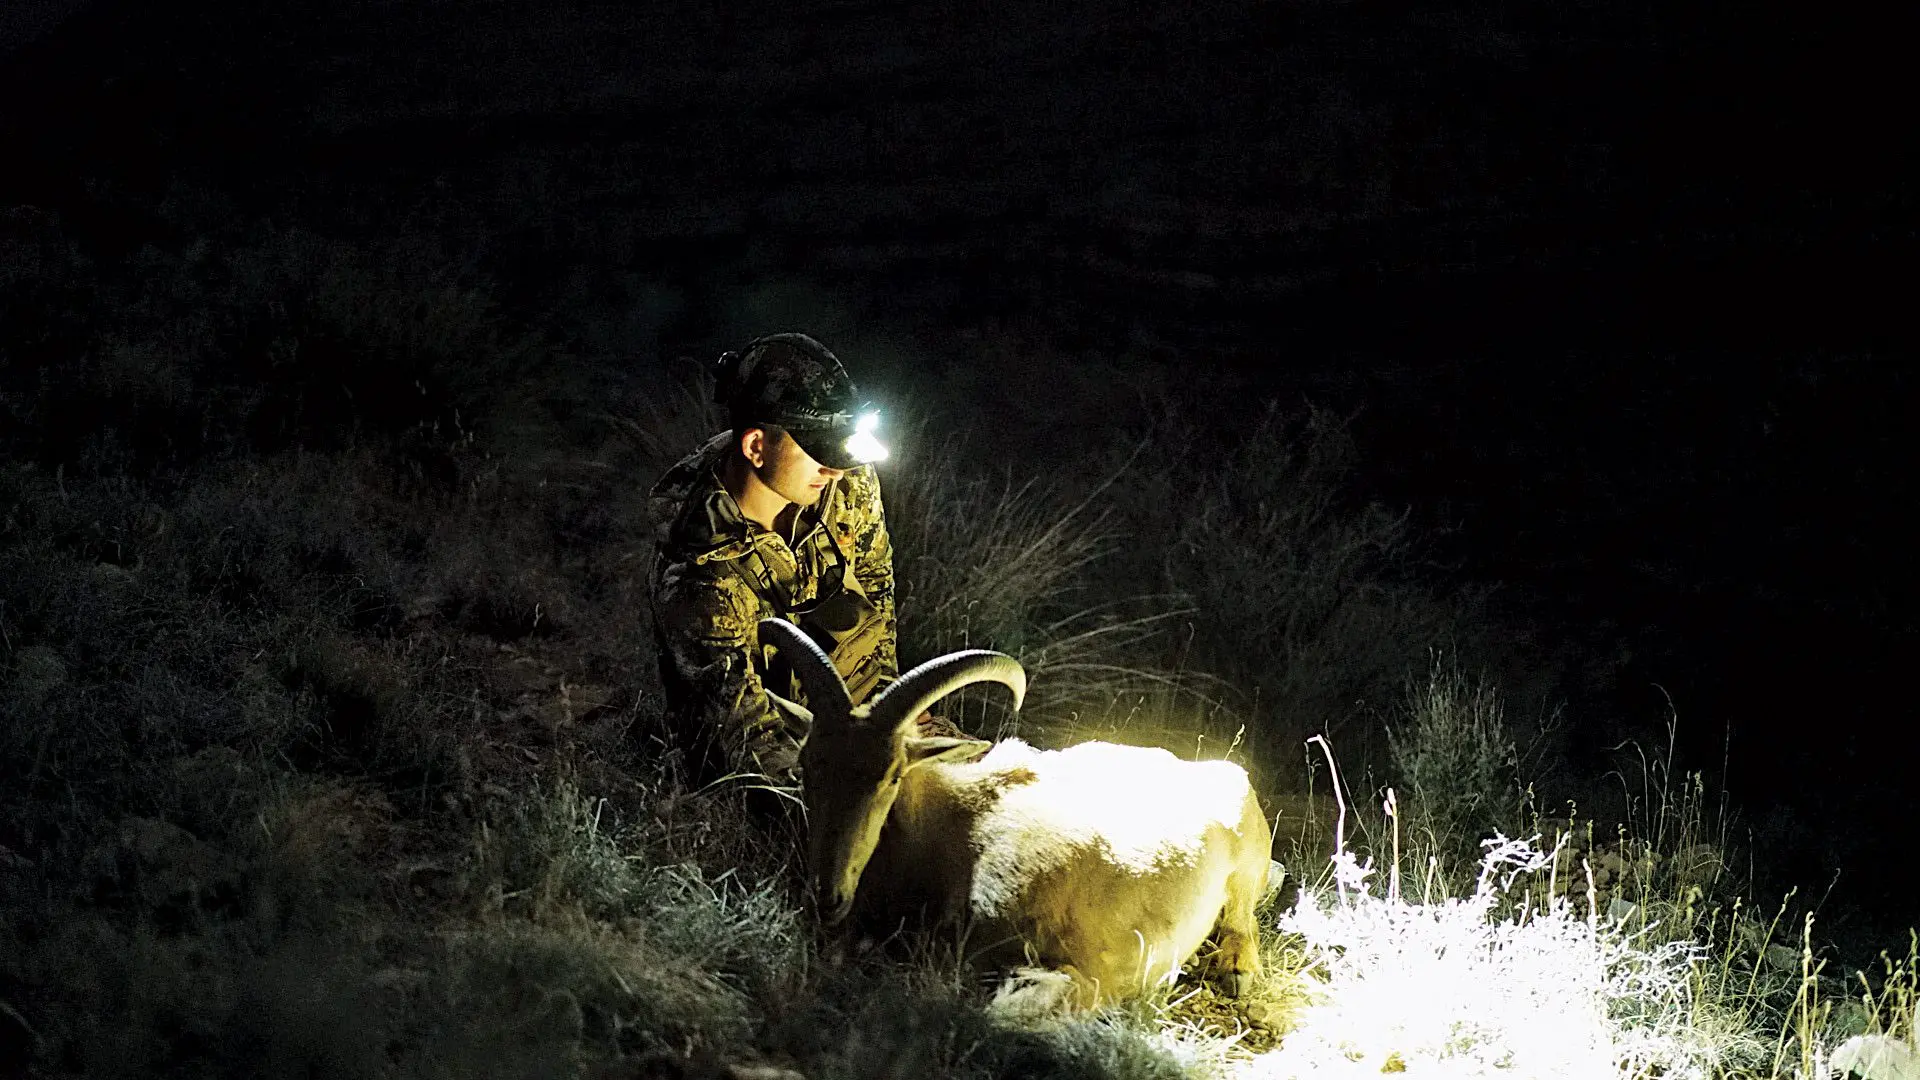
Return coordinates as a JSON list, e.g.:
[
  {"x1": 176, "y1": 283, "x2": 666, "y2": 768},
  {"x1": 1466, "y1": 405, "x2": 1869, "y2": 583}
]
[{"x1": 845, "y1": 411, "x2": 889, "y2": 464}]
